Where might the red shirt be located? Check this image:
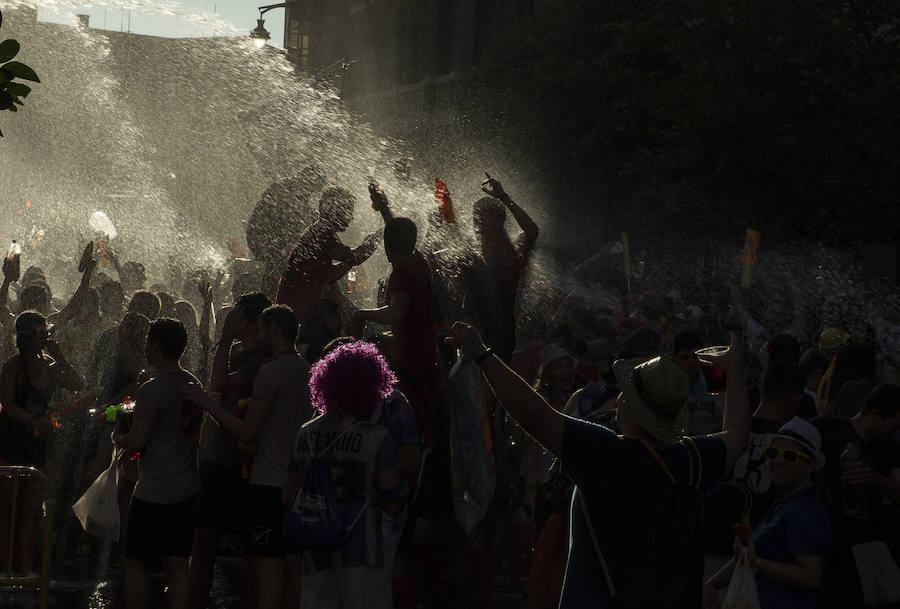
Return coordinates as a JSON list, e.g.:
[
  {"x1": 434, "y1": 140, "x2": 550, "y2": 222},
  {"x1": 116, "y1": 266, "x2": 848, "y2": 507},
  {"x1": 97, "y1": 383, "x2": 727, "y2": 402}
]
[{"x1": 387, "y1": 251, "x2": 438, "y2": 382}]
